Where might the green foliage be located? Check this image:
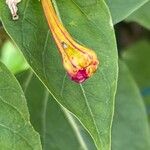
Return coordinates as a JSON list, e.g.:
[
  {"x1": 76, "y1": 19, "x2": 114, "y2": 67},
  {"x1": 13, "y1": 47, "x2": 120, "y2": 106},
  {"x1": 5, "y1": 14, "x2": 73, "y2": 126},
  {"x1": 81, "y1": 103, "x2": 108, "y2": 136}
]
[
  {"x1": 105, "y1": 0, "x2": 148, "y2": 24},
  {"x1": 0, "y1": 0, "x2": 150, "y2": 150},
  {"x1": 122, "y1": 40, "x2": 150, "y2": 121},
  {"x1": 126, "y1": 1, "x2": 150, "y2": 30},
  {"x1": 112, "y1": 61, "x2": 150, "y2": 150},
  {"x1": 0, "y1": 0, "x2": 118, "y2": 149},
  {"x1": 17, "y1": 70, "x2": 97, "y2": 150},
  {"x1": 0, "y1": 62, "x2": 42, "y2": 150},
  {"x1": 16, "y1": 62, "x2": 150, "y2": 150}
]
